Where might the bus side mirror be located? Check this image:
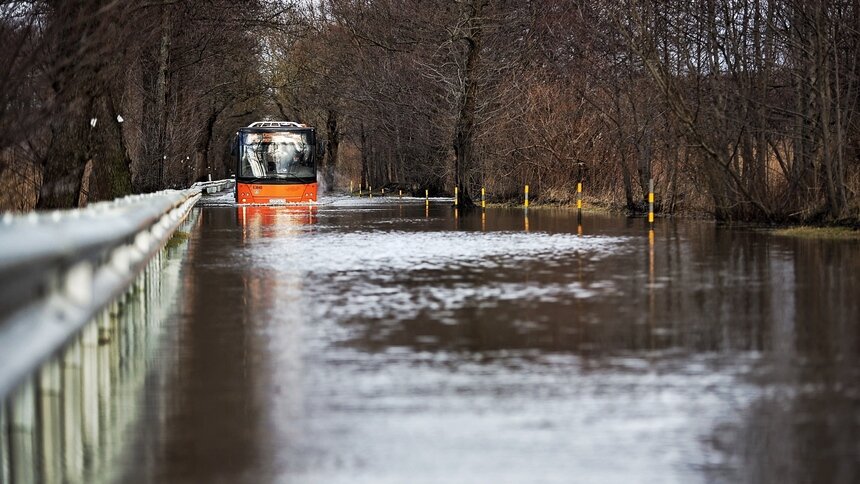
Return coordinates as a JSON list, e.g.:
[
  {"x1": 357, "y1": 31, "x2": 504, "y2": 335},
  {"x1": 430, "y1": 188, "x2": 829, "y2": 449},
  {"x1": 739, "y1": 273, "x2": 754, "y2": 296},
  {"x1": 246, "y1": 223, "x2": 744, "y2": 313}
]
[{"x1": 230, "y1": 132, "x2": 239, "y2": 156}]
